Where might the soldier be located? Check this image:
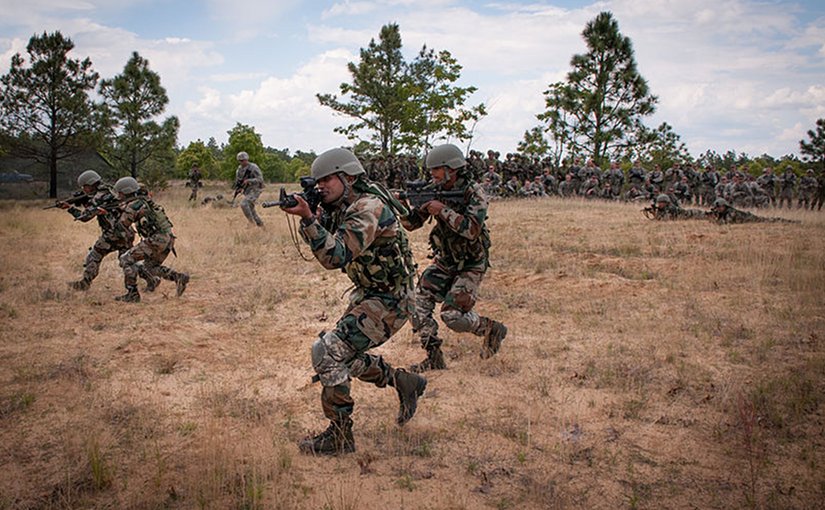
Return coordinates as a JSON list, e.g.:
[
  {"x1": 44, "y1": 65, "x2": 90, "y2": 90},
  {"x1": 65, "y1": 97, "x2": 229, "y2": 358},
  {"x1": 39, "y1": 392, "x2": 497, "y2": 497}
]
[
  {"x1": 581, "y1": 174, "x2": 600, "y2": 199},
  {"x1": 60, "y1": 170, "x2": 151, "y2": 291},
  {"x1": 541, "y1": 167, "x2": 558, "y2": 196},
  {"x1": 503, "y1": 175, "x2": 521, "y2": 197},
  {"x1": 709, "y1": 198, "x2": 798, "y2": 224},
  {"x1": 777, "y1": 166, "x2": 797, "y2": 209},
  {"x1": 648, "y1": 164, "x2": 665, "y2": 193},
  {"x1": 672, "y1": 176, "x2": 691, "y2": 205},
  {"x1": 798, "y1": 169, "x2": 818, "y2": 209},
  {"x1": 756, "y1": 166, "x2": 777, "y2": 206},
  {"x1": 624, "y1": 183, "x2": 647, "y2": 202},
  {"x1": 400, "y1": 144, "x2": 507, "y2": 373},
  {"x1": 700, "y1": 165, "x2": 720, "y2": 205},
  {"x1": 814, "y1": 170, "x2": 825, "y2": 211},
  {"x1": 605, "y1": 161, "x2": 625, "y2": 198},
  {"x1": 729, "y1": 173, "x2": 754, "y2": 208},
  {"x1": 628, "y1": 160, "x2": 646, "y2": 189},
  {"x1": 647, "y1": 194, "x2": 708, "y2": 220},
  {"x1": 234, "y1": 151, "x2": 265, "y2": 226},
  {"x1": 281, "y1": 148, "x2": 426, "y2": 455},
  {"x1": 113, "y1": 177, "x2": 190, "y2": 303},
  {"x1": 187, "y1": 164, "x2": 203, "y2": 201}
]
